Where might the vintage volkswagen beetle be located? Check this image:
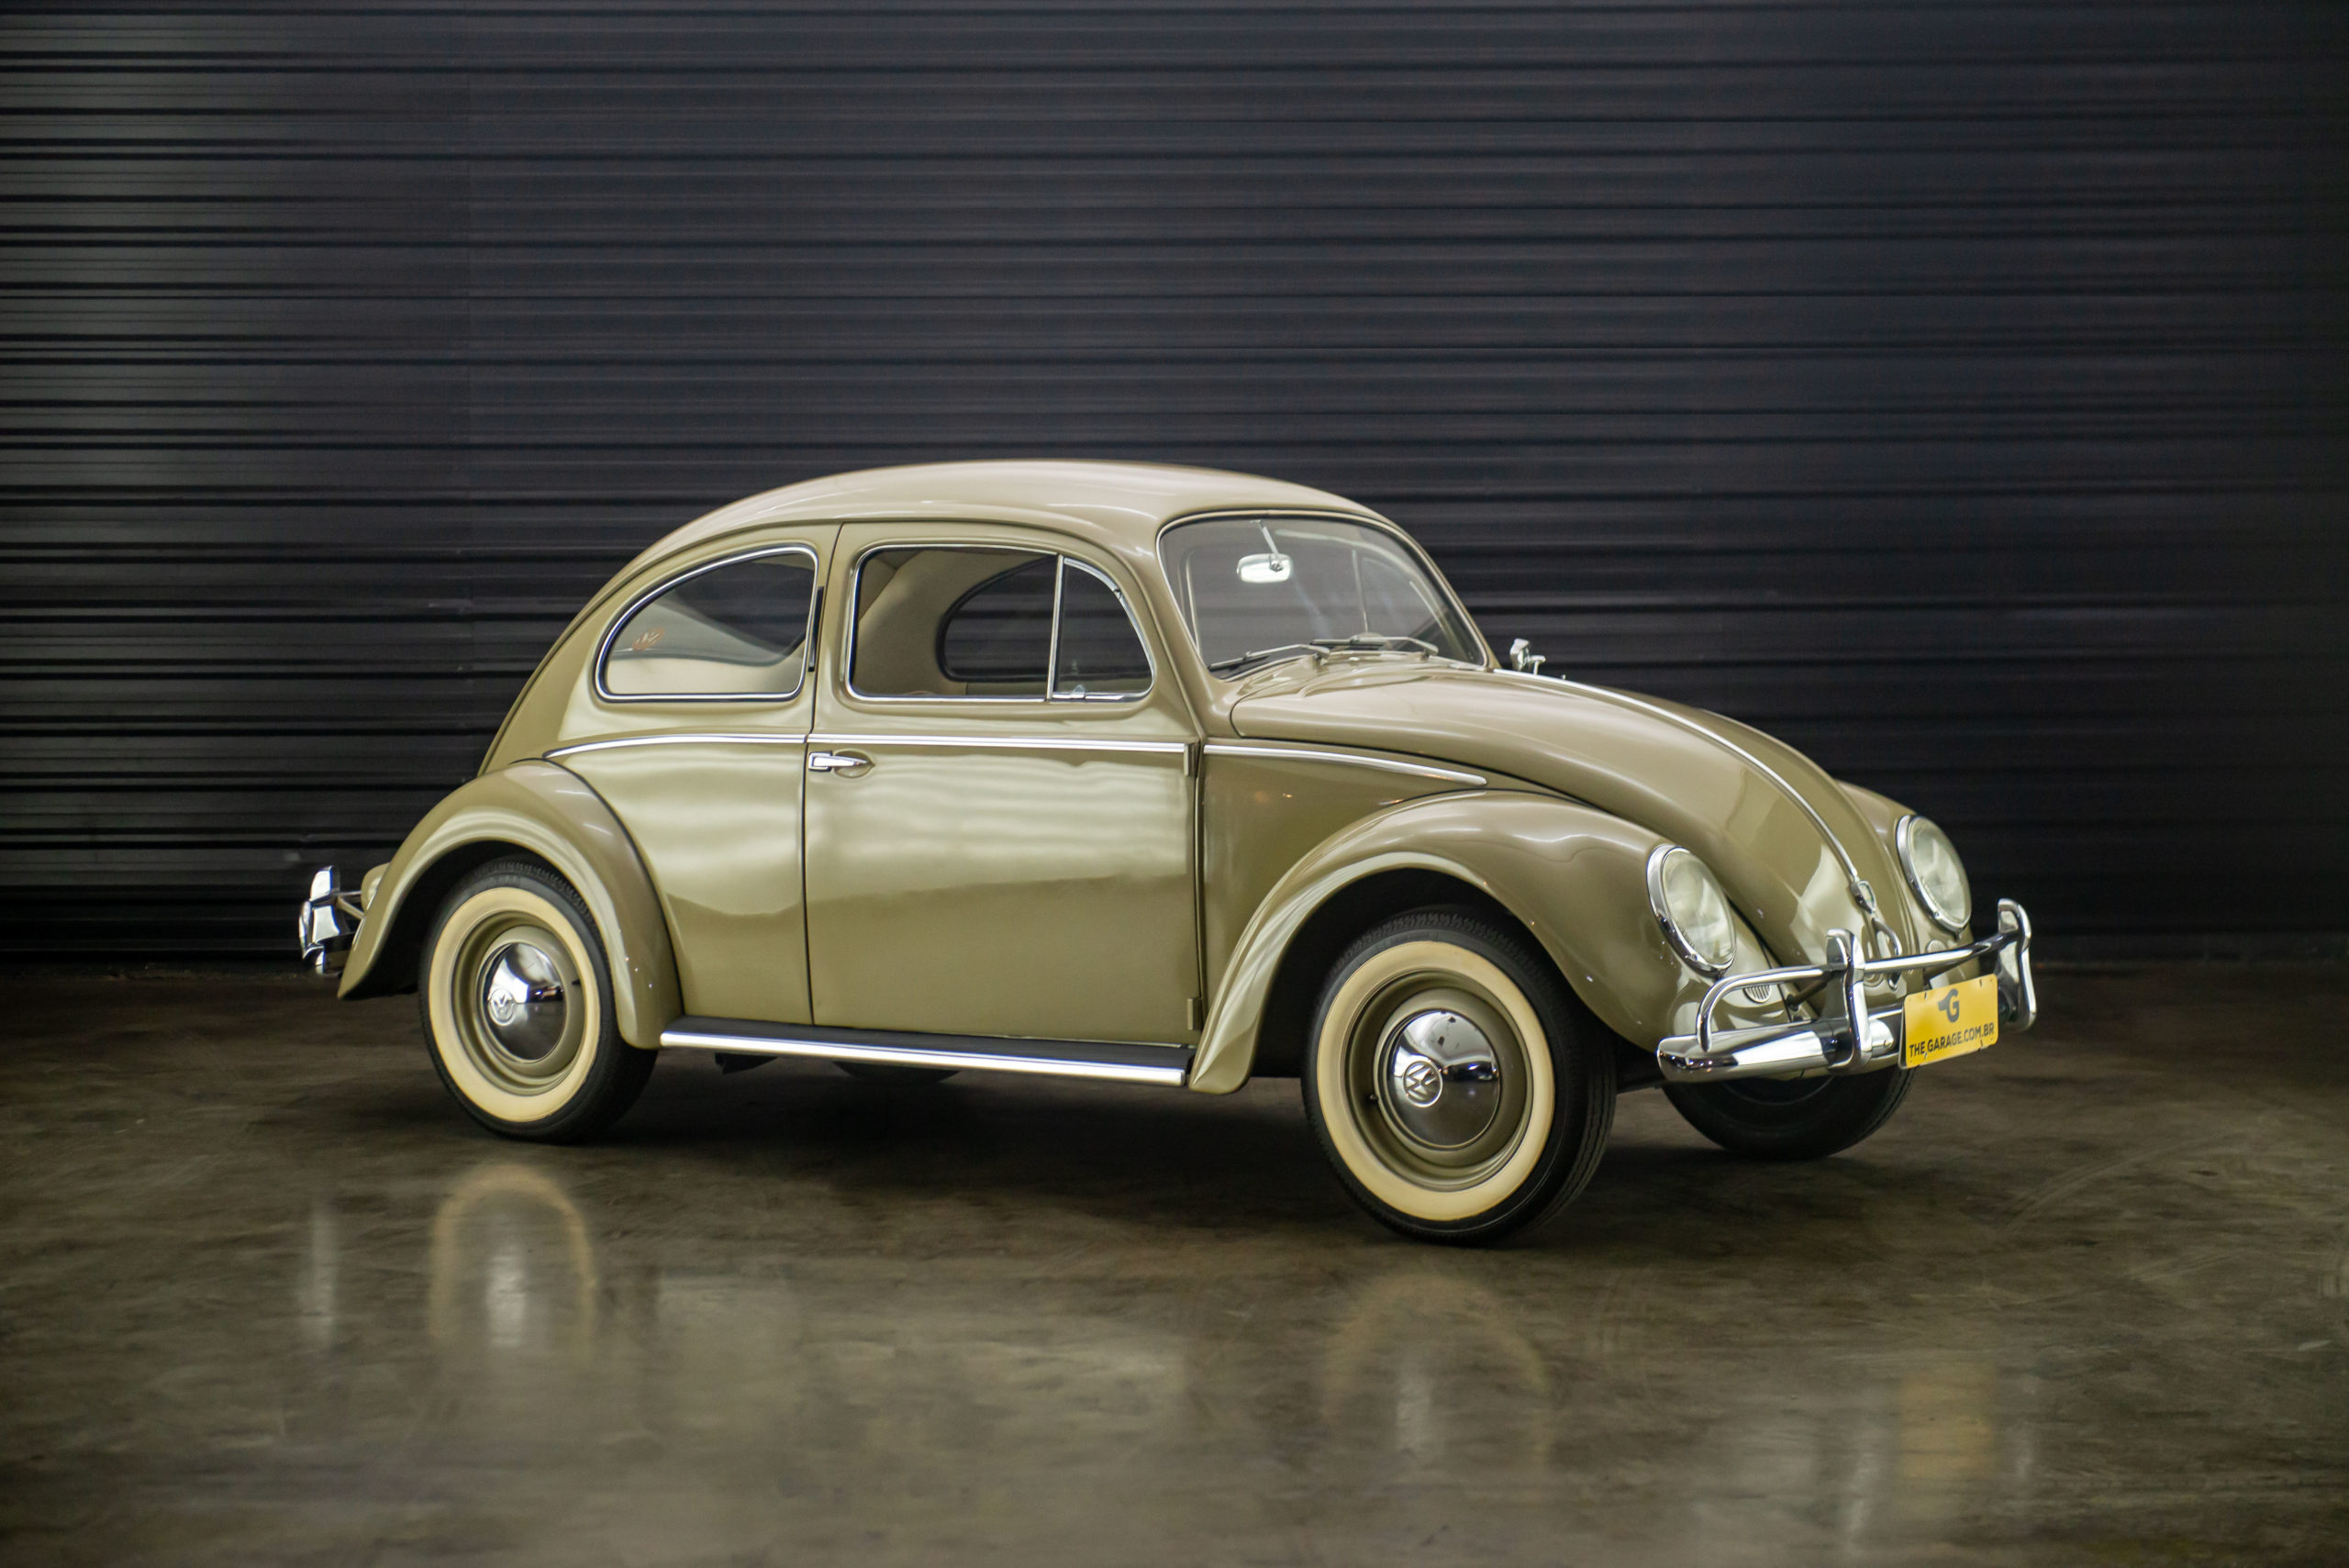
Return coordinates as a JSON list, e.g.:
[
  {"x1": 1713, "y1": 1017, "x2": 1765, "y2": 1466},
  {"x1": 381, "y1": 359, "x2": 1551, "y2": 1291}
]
[{"x1": 301, "y1": 462, "x2": 2035, "y2": 1243}]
